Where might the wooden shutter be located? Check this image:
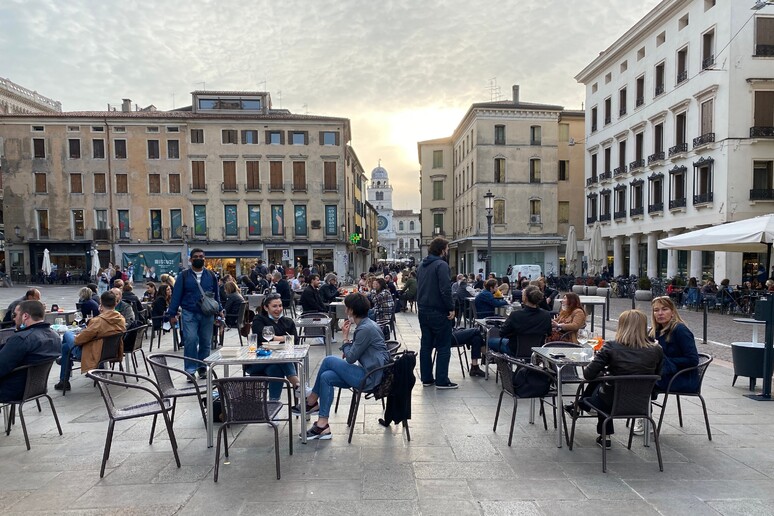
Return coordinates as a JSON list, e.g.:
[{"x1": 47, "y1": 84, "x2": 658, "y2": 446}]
[
  {"x1": 148, "y1": 174, "x2": 160, "y2": 194},
  {"x1": 192, "y1": 161, "x2": 205, "y2": 189},
  {"x1": 70, "y1": 173, "x2": 82, "y2": 193},
  {"x1": 116, "y1": 174, "x2": 128, "y2": 193},
  {"x1": 293, "y1": 162, "x2": 306, "y2": 190},
  {"x1": 324, "y1": 162, "x2": 336, "y2": 190},
  {"x1": 35, "y1": 173, "x2": 47, "y2": 193},
  {"x1": 223, "y1": 161, "x2": 236, "y2": 190},
  {"x1": 701, "y1": 99, "x2": 713, "y2": 135},
  {"x1": 94, "y1": 173, "x2": 107, "y2": 193},
  {"x1": 270, "y1": 161, "x2": 283, "y2": 188},
  {"x1": 247, "y1": 161, "x2": 260, "y2": 190},
  {"x1": 169, "y1": 174, "x2": 181, "y2": 193}
]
